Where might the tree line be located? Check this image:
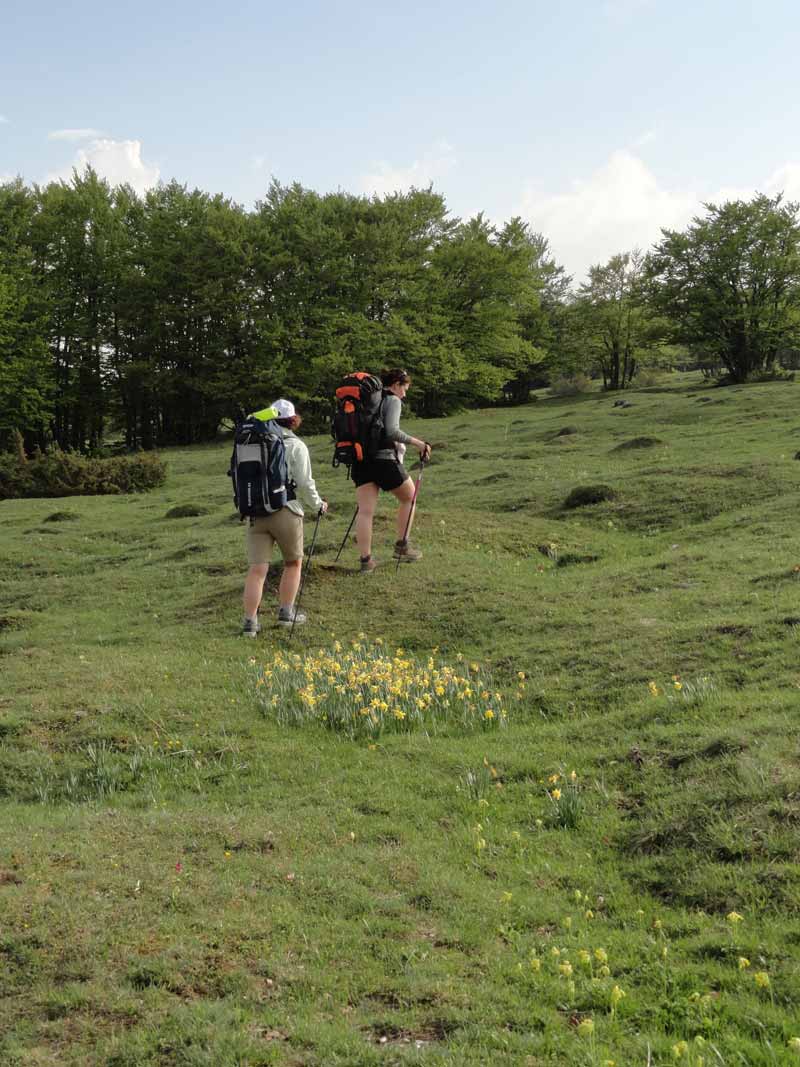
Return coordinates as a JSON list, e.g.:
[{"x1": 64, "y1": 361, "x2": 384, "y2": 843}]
[{"x1": 2, "y1": 168, "x2": 800, "y2": 454}]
